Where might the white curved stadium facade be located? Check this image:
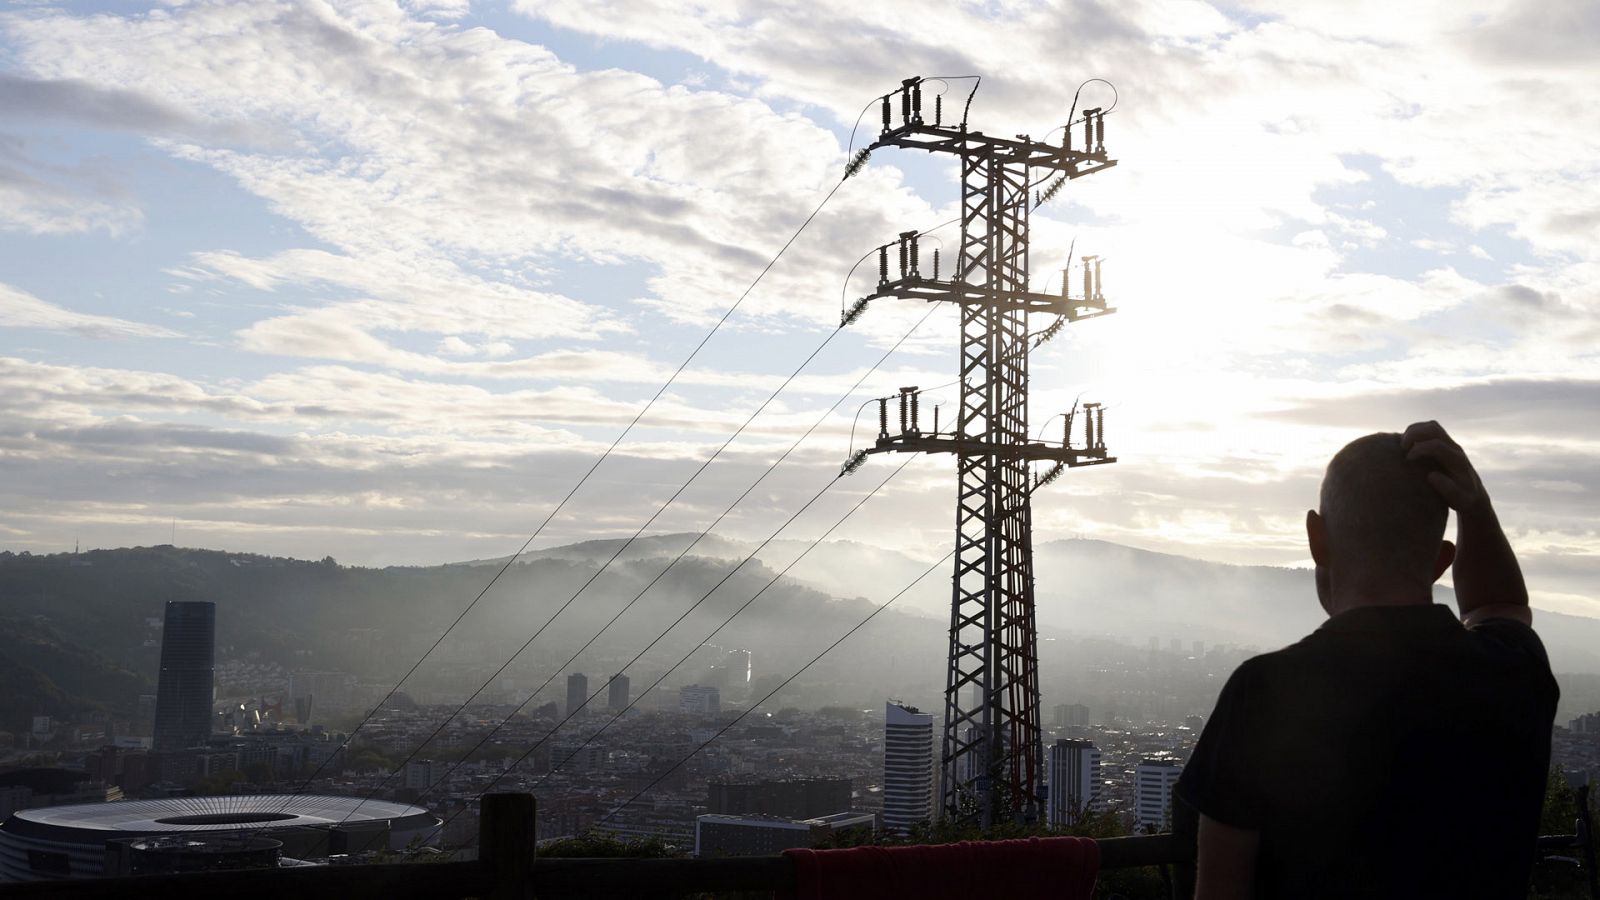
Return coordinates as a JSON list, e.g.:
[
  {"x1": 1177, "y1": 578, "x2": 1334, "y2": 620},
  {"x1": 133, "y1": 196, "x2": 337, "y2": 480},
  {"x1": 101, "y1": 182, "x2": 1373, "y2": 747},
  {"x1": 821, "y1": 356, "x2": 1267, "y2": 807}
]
[{"x1": 0, "y1": 794, "x2": 439, "y2": 882}]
